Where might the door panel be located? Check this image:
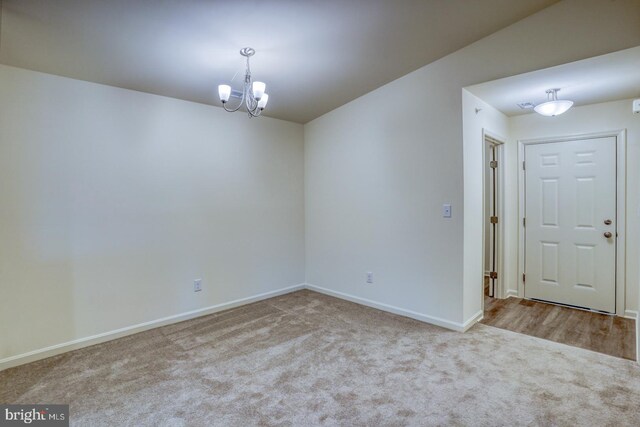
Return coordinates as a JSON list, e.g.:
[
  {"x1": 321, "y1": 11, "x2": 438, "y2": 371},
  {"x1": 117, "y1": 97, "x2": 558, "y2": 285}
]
[
  {"x1": 541, "y1": 179, "x2": 558, "y2": 226},
  {"x1": 540, "y1": 241, "x2": 559, "y2": 284},
  {"x1": 525, "y1": 137, "x2": 616, "y2": 313}
]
